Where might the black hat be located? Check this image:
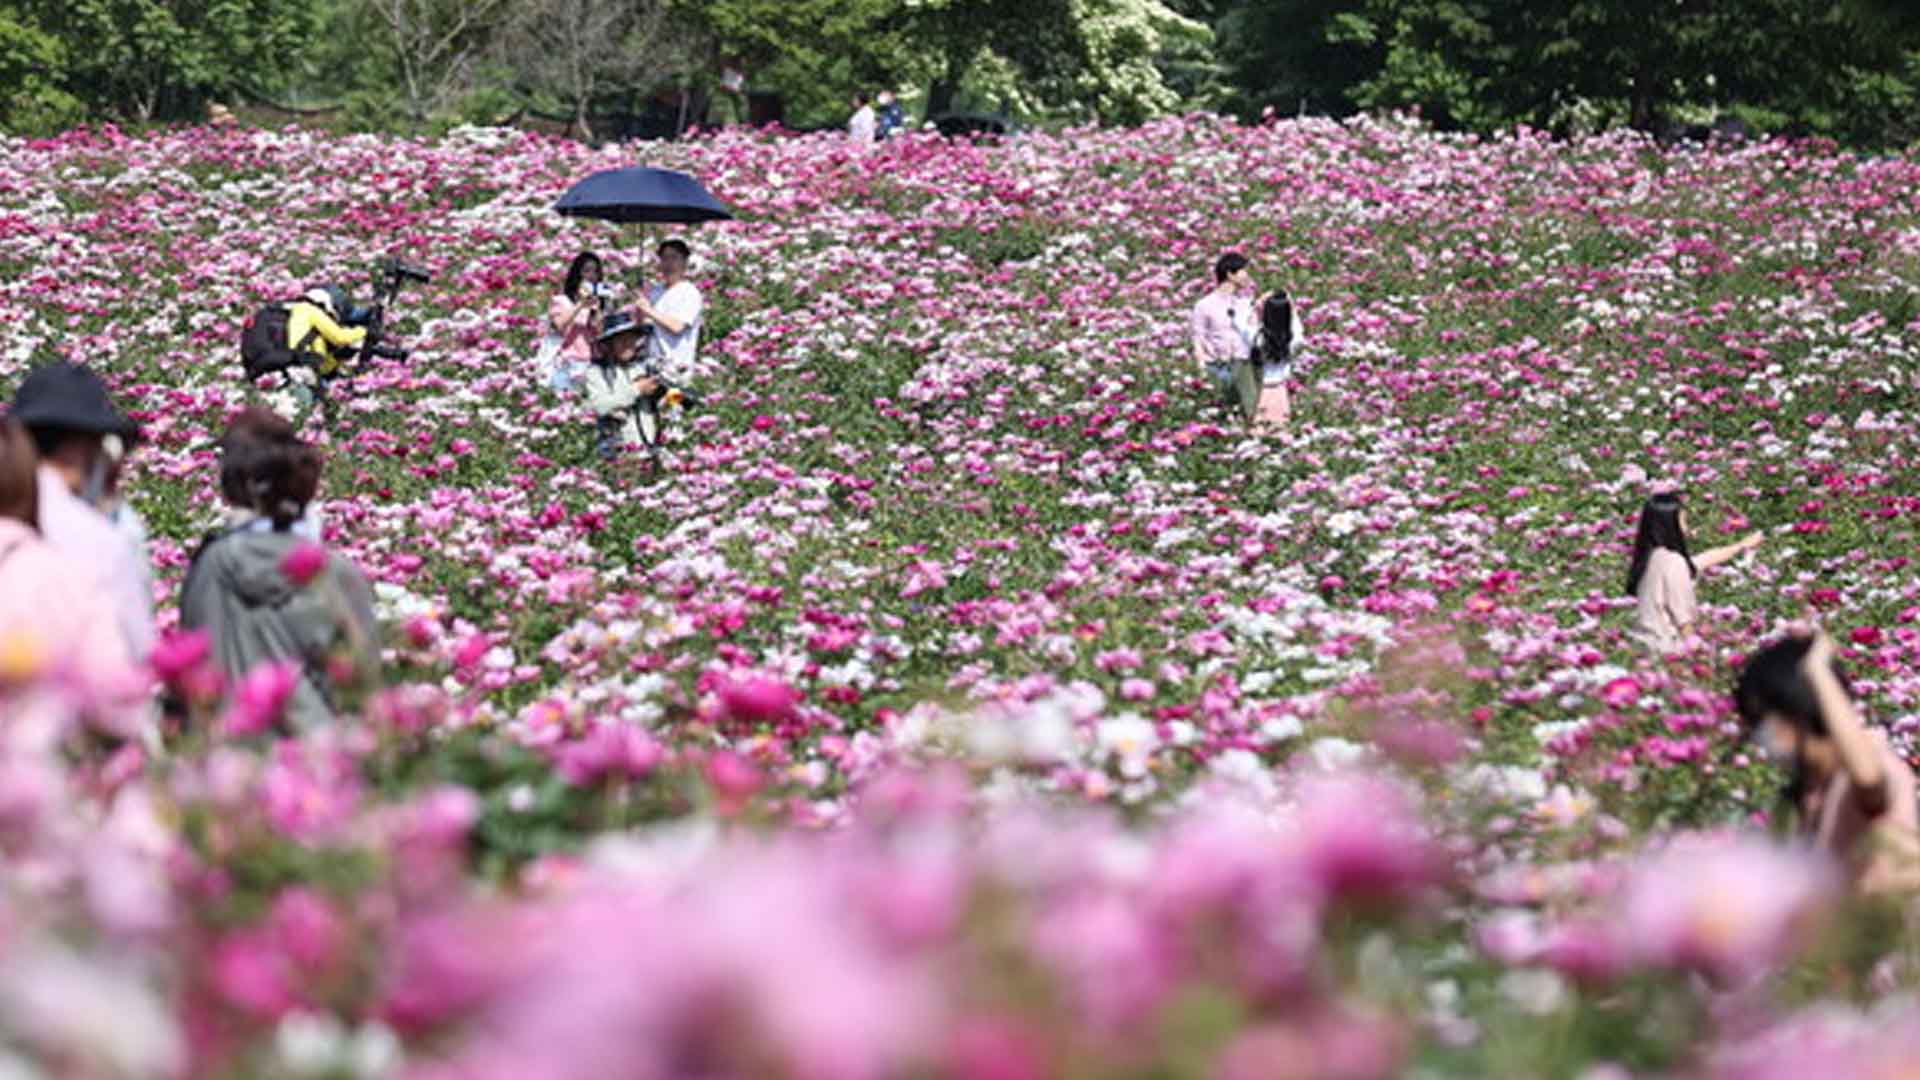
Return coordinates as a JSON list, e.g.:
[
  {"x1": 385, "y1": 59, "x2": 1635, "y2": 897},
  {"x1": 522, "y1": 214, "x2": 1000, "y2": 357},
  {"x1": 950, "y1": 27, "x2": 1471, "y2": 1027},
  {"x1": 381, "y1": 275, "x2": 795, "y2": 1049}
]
[
  {"x1": 8, "y1": 362, "x2": 139, "y2": 442},
  {"x1": 597, "y1": 311, "x2": 648, "y2": 343}
]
